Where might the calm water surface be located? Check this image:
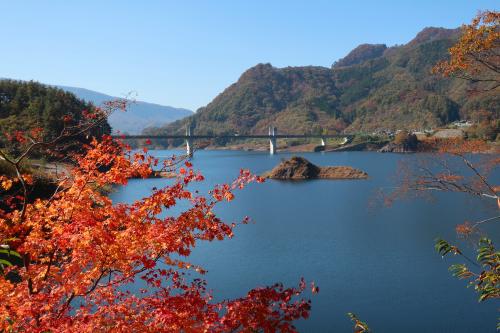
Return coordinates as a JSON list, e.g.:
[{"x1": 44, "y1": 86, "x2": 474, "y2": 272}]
[{"x1": 111, "y1": 150, "x2": 499, "y2": 332}]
